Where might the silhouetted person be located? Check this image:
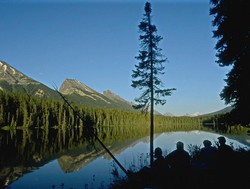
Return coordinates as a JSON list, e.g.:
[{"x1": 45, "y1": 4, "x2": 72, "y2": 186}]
[
  {"x1": 165, "y1": 141, "x2": 191, "y2": 170},
  {"x1": 217, "y1": 136, "x2": 234, "y2": 166},
  {"x1": 216, "y1": 136, "x2": 234, "y2": 187},
  {"x1": 151, "y1": 147, "x2": 165, "y2": 169},
  {"x1": 217, "y1": 136, "x2": 233, "y2": 156},
  {"x1": 129, "y1": 147, "x2": 168, "y2": 188},
  {"x1": 197, "y1": 139, "x2": 218, "y2": 187},
  {"x1": 165, "y1": 141, "x2": 191, "y2": 187},
  {"x1": 200, "y1": 139, "x2": 217, "y2": 170},
  {"x1": 151, "y1": 147, "x2": 169, "y2": 187}
]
